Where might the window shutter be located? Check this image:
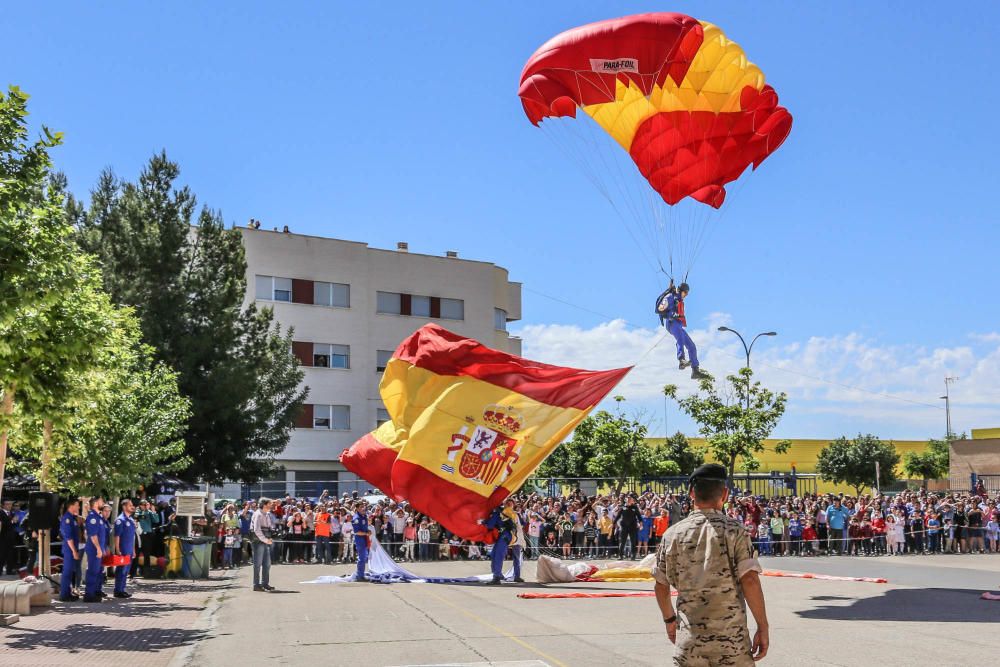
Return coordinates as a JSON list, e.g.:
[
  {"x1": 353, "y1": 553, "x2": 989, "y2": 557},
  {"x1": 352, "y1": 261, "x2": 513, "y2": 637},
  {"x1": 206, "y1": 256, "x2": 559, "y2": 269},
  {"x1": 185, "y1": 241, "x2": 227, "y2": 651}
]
[
  {"x1": 291, "y1": 341, "x2": 312, "y2": 366},
  {"x1": 430, "y1": 296, "x2": 441, "y2": 319},
  {"x1": 295, "y1": 404, "x2": 313, "y2": 429},
  {"x1": 400, "y1": 293, "x2": 412, "y2": 316},
  {"x1": 292, "y1": 278, "x2": 314, "y2": 304}
]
